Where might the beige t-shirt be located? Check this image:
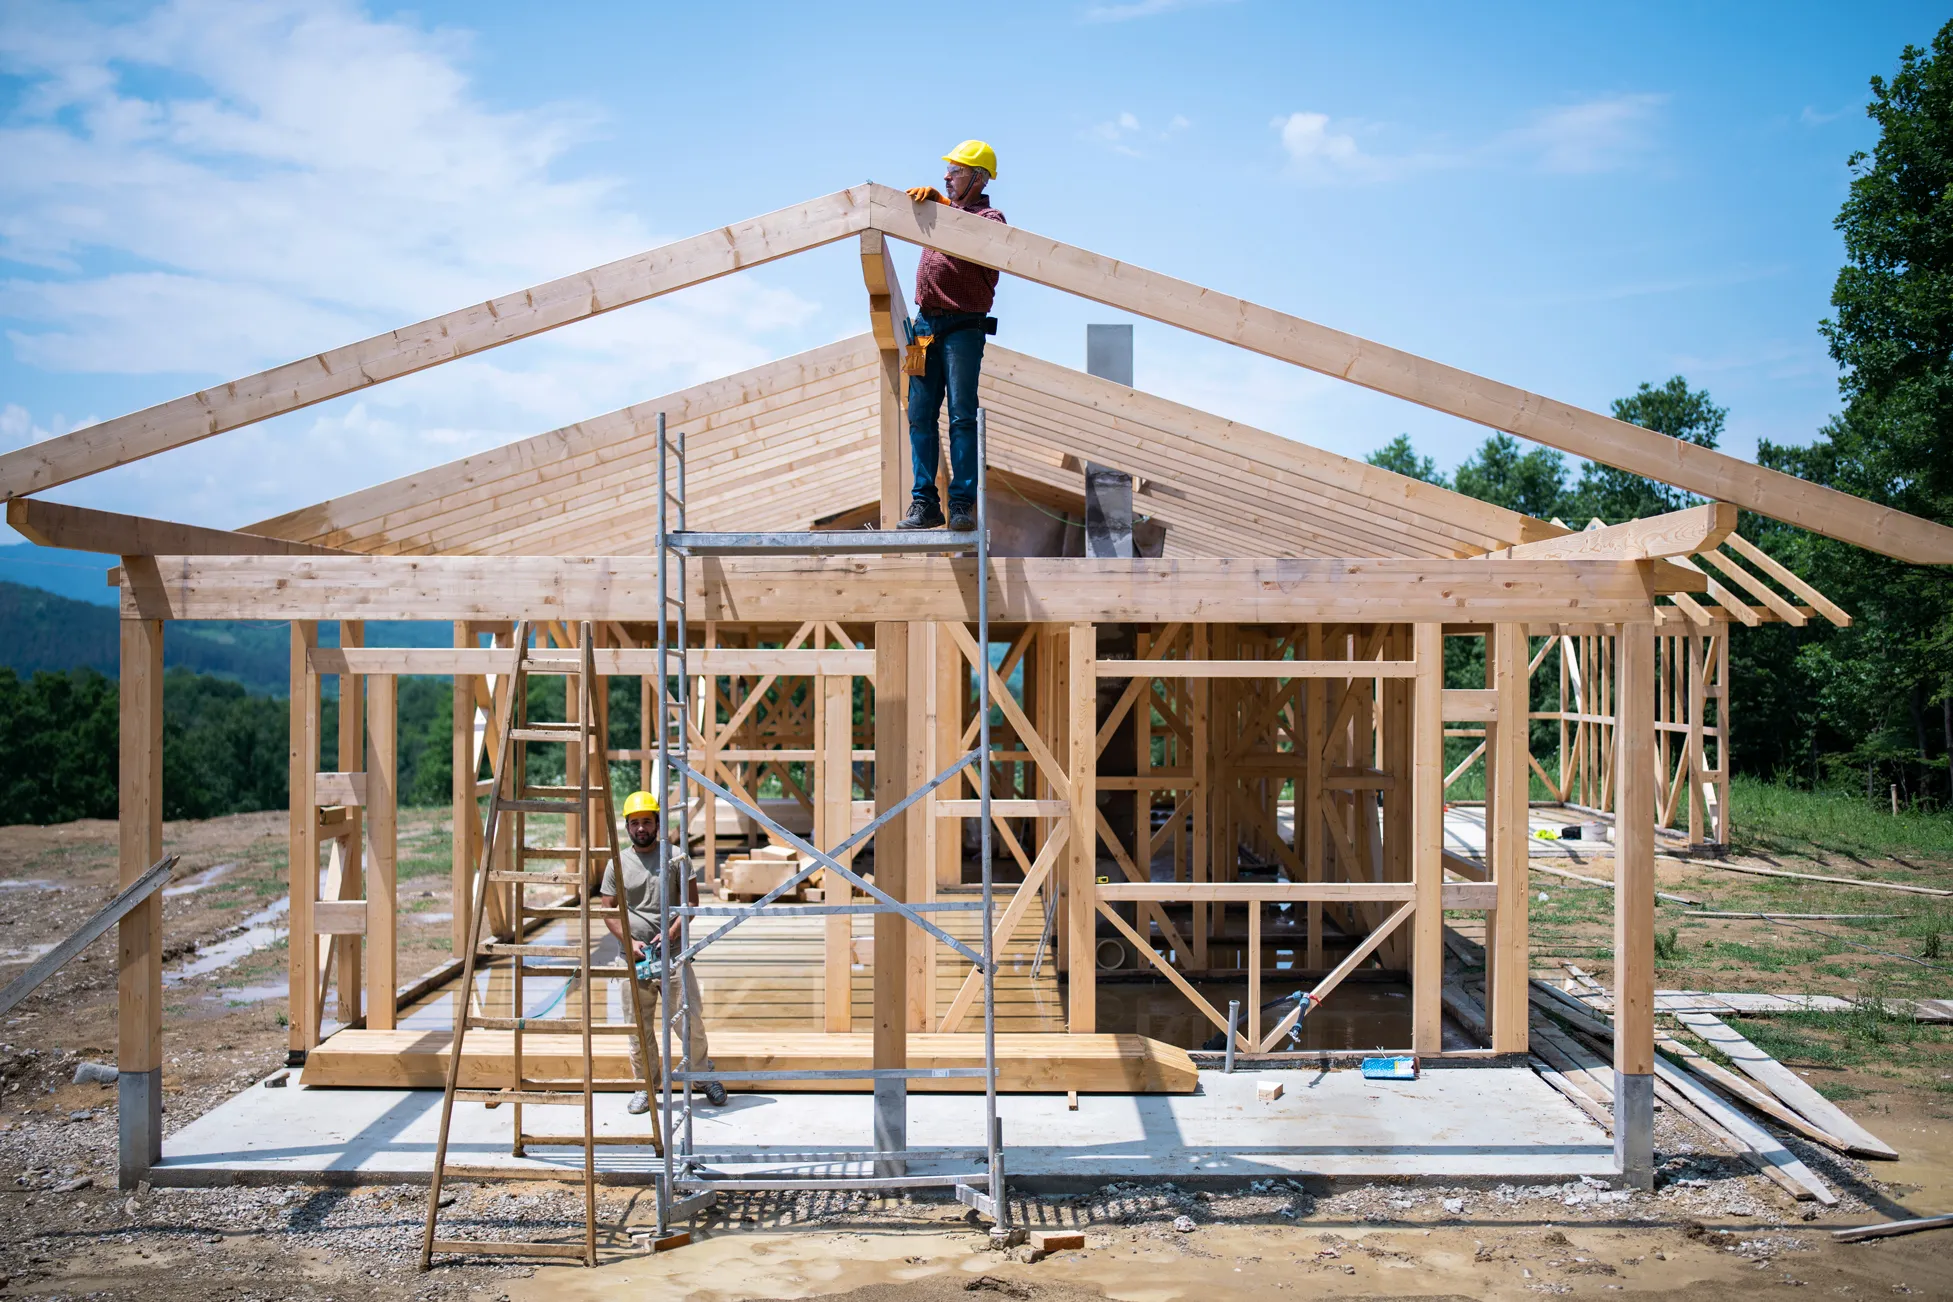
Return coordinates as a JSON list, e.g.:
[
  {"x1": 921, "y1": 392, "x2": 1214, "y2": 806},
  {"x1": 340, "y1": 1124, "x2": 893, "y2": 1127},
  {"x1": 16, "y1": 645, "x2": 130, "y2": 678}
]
[{"x1": 600, "y1": 844, "x2": 684, "y2": 944}]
